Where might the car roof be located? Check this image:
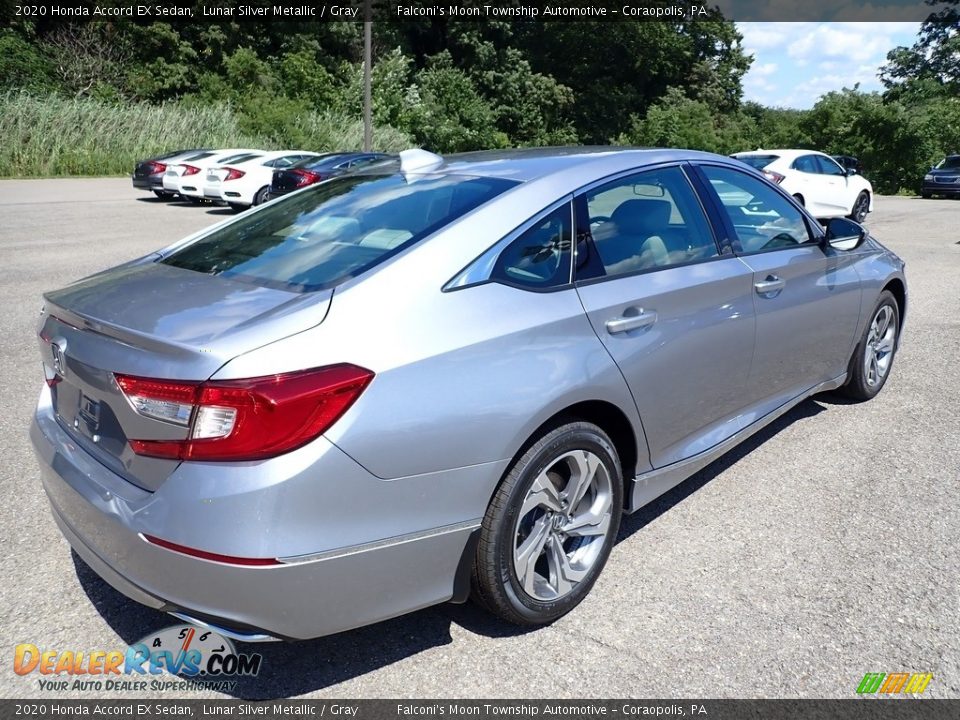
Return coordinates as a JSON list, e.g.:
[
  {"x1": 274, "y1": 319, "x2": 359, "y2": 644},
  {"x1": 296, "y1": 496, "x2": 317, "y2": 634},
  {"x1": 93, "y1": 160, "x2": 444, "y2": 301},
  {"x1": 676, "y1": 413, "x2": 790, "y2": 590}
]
[
  {"x1": 369, "y1": 146, "x2": 741, "y2": 184},
  {"x1": 733, "y1": 149, "x2": 827, "y2": 160}
]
